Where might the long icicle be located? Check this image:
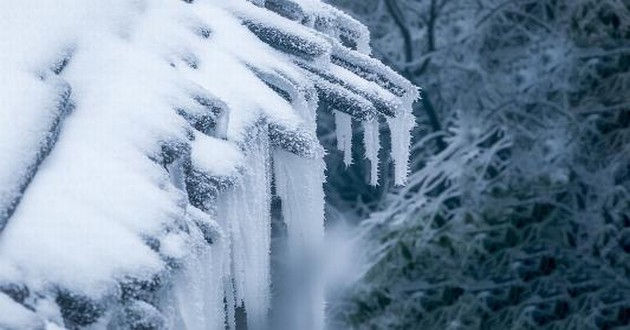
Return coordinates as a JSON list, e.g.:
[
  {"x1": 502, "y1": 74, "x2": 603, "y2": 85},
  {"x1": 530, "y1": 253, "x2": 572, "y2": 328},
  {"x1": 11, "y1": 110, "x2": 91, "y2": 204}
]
[
  {"x1": 387, "y1": 109, "x2": 414, "y2": 185},
  {"x1": 334, "y1": 110, "x2": 353, "y2": 166},
  {"x1": 273, "y1": 150, "x2": 326, "y2": 329},
  {"x1": 217, "y1": 124, "x2": 272, "y2": 330},
  {"x1": 363, "y1": 120, "x2": 380, "y2": 186}
]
